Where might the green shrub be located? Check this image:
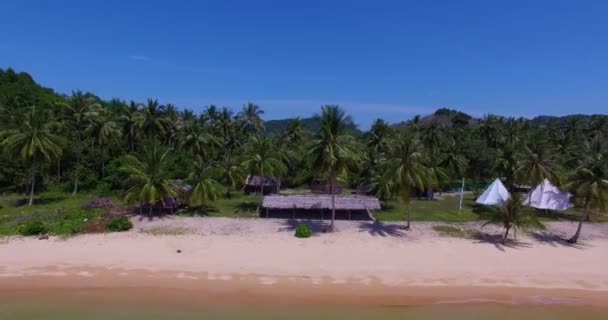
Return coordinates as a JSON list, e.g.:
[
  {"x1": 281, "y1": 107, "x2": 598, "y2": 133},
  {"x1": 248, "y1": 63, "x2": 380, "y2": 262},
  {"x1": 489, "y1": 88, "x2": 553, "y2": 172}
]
[
  {"x1": 105, "y1": 216, "x2": 133, "y2": 232},
  {"x1": 295, "y1": 223, "x2": 312, "y2": 238},
  {"x1": 17, "y1": 221, "x2": 48, "y2": 236}
]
